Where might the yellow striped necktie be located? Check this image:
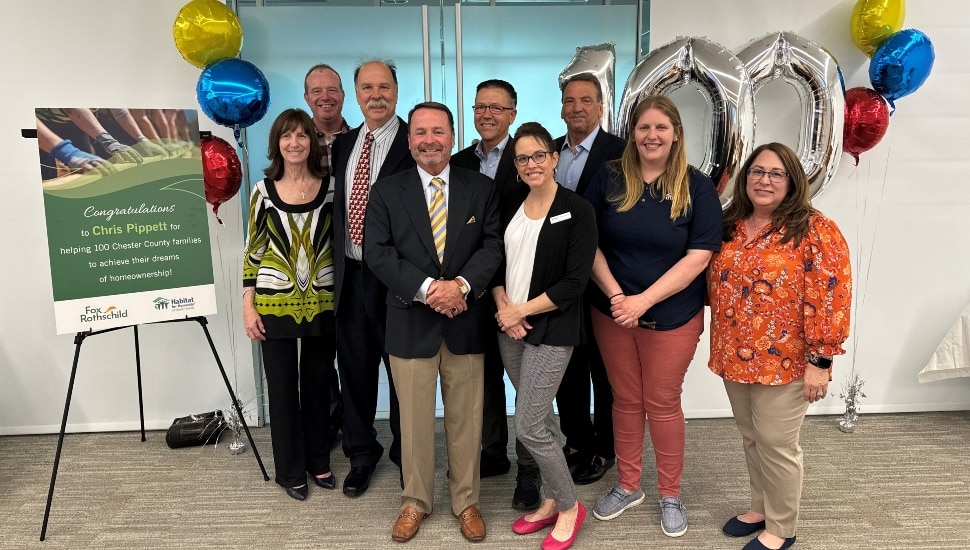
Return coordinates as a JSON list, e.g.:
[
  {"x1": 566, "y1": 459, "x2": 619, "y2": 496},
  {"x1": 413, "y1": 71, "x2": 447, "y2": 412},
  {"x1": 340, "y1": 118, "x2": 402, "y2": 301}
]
[{"x1": 429, "y1": 177, "x2": 446, "y2": 263}]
